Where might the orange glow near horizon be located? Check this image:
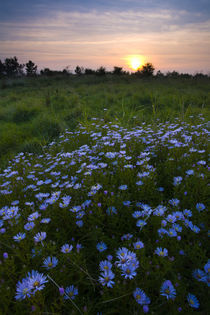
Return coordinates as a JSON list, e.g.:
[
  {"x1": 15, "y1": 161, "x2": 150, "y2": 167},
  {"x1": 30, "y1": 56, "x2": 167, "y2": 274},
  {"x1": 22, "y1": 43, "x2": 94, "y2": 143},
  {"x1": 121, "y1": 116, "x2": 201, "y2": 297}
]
[{"x1": 126, "y1": 55, "x2": 145, "y2": 71}]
